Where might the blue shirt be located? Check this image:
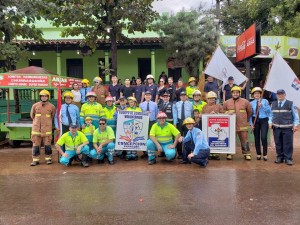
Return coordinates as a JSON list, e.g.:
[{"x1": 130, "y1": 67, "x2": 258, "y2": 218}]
[
  {"x1": 268, "y1": 99, "x2": 299, "y2": 126},
  {"x1": 135, "y1": 85, "x2": 145, "y2": 103},
  {"x1": 80, "y1": 87, "x2": 92, "y2": 103},
  {"x1": 173, "y1": 100, "x2": 193, "y2": 125},
  {"x1": 249, "y1": 98, "x2": 271, "y2": 126},
  {"x1": 139, "y1": 101, "x2": 158, "y2": 122},
  {"x1": 183, "y1": 127, "x2": 209, "y2": 155},
  {"x1": 145, "y1": 84, "x2": 158, "y2": 101},
  {"x1": 108, "y1": 84, "x2": 121, "y2": 100},
  {"x1": 204, "y1": 81, "x2": 219, "y2": 94},
  {"x1": 54, "y1": 103, "x2": 80, "y2": 128},
  {"x1": 113, "y1": 105, "x2": 127, "y2": 120}
]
